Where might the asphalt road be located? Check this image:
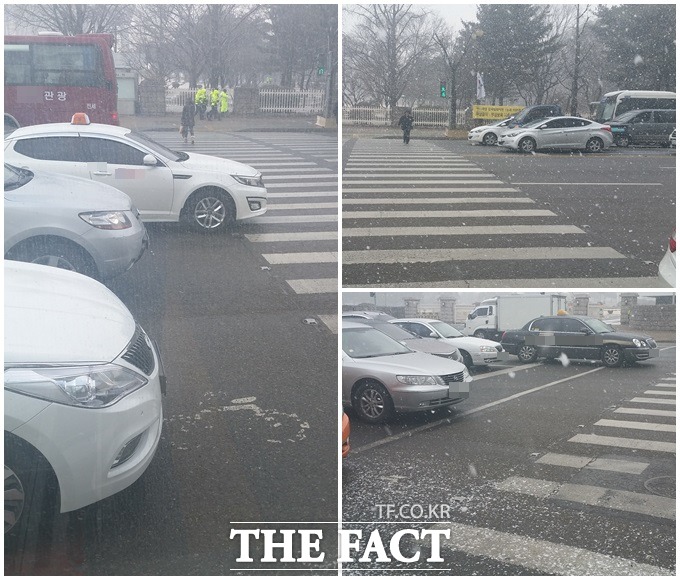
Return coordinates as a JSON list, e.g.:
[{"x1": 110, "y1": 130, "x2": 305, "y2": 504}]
[
  {"x1": 342, "y1": 139, "x2": 675, "y2": 287},
  {"x1": 342, "y1": 346, "x2": 676, "y2": 575},
  {"x1": 4, "y1": 132, "x2": 339, "y2": 575}
]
